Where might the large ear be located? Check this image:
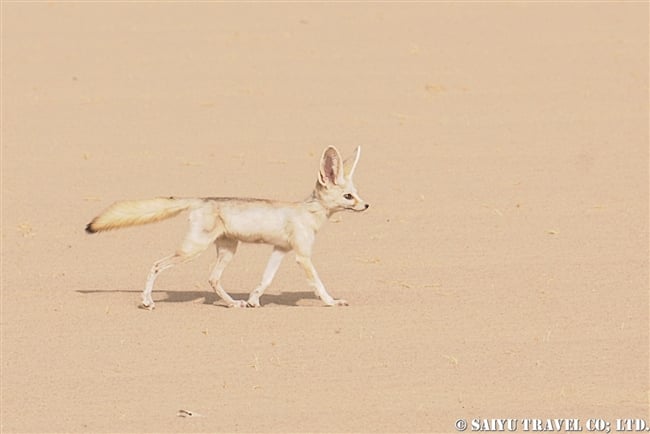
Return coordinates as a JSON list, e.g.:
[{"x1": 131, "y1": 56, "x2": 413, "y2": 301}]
[
  {"x1": 318, "y1": 146, "x2": 344, "y2": 186},
  {"x1": 343, "y1": 146, "x2": 361, "y2": 179}
]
